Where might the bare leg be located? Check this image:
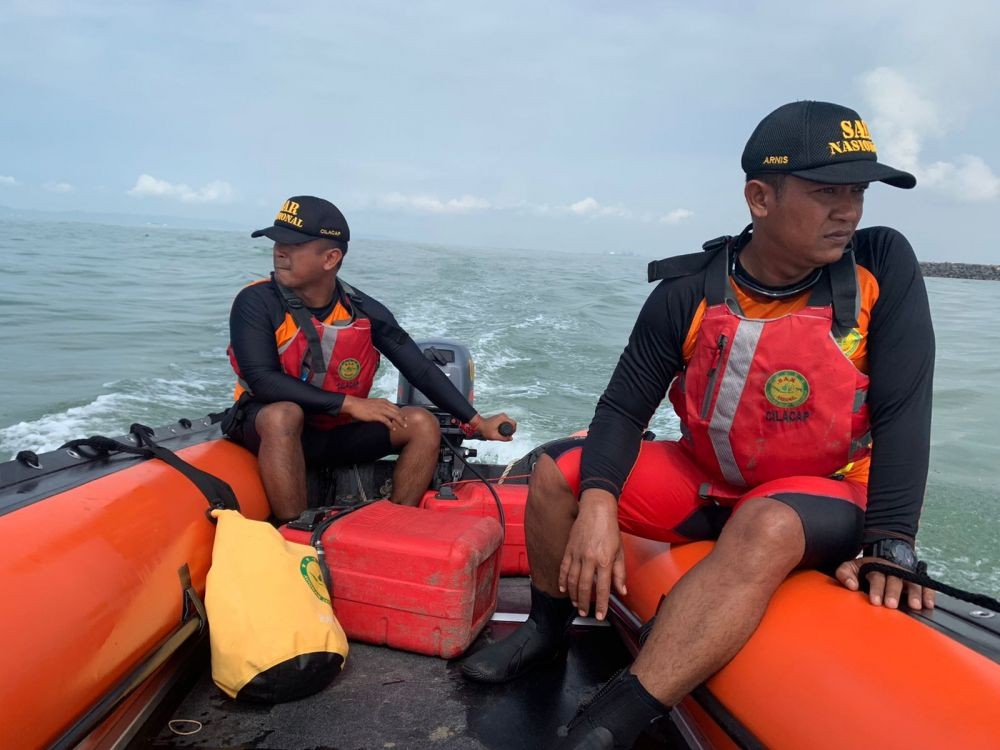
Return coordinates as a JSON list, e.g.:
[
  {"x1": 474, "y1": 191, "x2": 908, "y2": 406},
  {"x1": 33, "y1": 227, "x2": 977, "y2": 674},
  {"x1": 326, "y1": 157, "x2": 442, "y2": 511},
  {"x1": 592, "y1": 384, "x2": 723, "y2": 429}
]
[
  {"x1": 525, "y1": 454, "x2": 580, "y2": 592},
  {"x1": 551, "y1": 498, "x2": 806, "y2": 748},
  {"x1": 387, "y1": 406, "x2": 441, "y2": 506},
  {"x1": 631, "y1": 498, "x2": 806, "y2": 705},
  {"x1": 254, "y1": 402, "x2": 307, "y2": 521}
]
